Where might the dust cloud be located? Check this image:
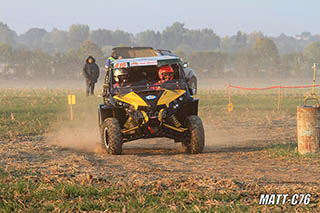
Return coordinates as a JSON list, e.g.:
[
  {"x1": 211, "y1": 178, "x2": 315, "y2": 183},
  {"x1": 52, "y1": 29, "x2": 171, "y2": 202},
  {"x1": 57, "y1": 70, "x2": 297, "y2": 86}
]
[{"x1": 46, "y1": 125, "x2": 99, "y2": 153}]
